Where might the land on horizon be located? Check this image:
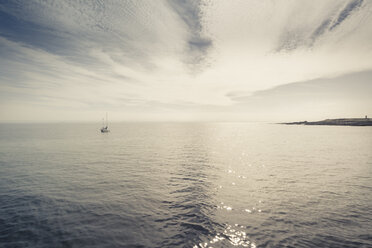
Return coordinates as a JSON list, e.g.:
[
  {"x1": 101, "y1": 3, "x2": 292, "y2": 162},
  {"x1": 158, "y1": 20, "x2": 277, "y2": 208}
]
[{"x1": 282, "y1": 117, "x2": 372, "y2": 126}]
